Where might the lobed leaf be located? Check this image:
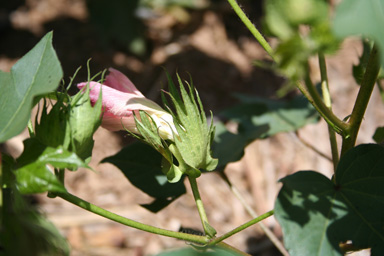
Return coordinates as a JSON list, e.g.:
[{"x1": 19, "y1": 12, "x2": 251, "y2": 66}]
[{"x1": 275, "y1": 144, "x2": 384, "y2": 255}]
